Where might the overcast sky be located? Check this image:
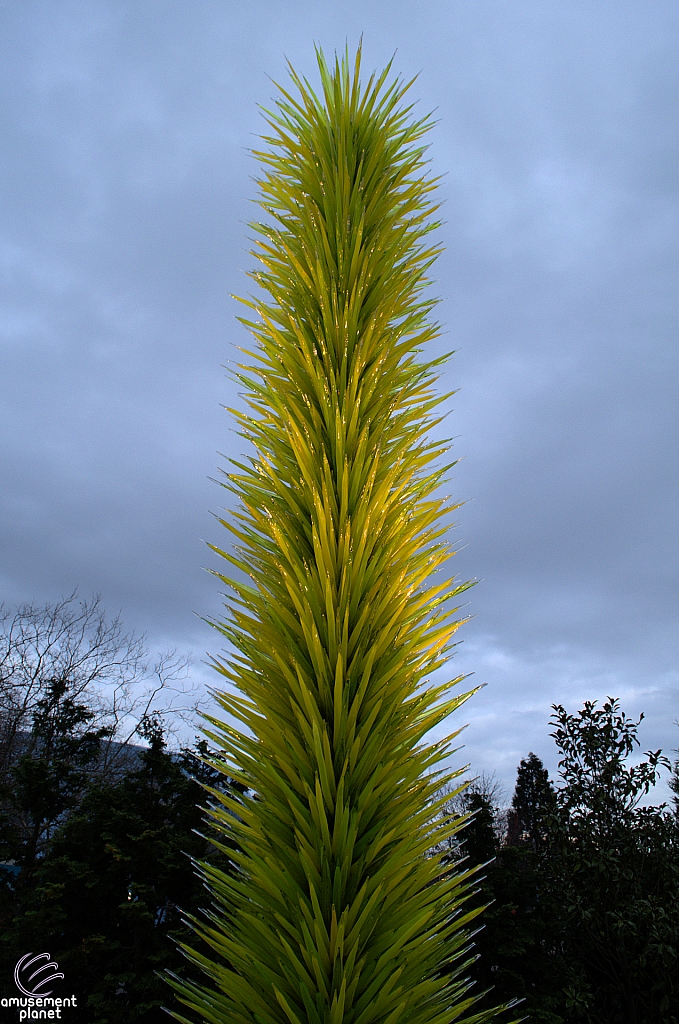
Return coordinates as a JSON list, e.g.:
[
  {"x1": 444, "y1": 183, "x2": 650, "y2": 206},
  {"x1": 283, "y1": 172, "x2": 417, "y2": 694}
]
[{"x1": 1, "y1": 0, "x2": 677, "y2": 799}]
